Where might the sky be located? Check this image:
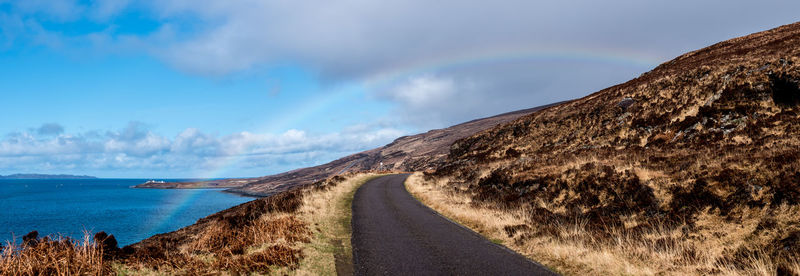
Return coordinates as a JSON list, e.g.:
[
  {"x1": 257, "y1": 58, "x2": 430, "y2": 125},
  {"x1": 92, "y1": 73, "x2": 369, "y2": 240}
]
[{"x1": 0, "y1": 0, "x2": 798, "y2": 178}]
